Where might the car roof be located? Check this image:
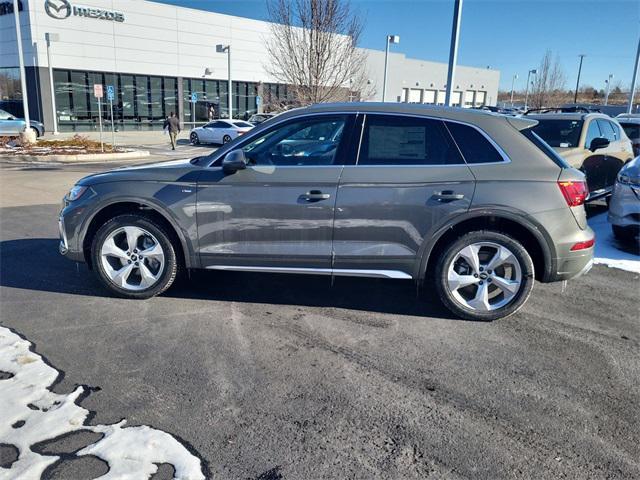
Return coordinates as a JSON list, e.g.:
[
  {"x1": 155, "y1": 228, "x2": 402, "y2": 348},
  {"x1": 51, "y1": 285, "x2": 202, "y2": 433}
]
[{"x1": 278, "y1": 102, "x2": 538, "y2": 131}]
